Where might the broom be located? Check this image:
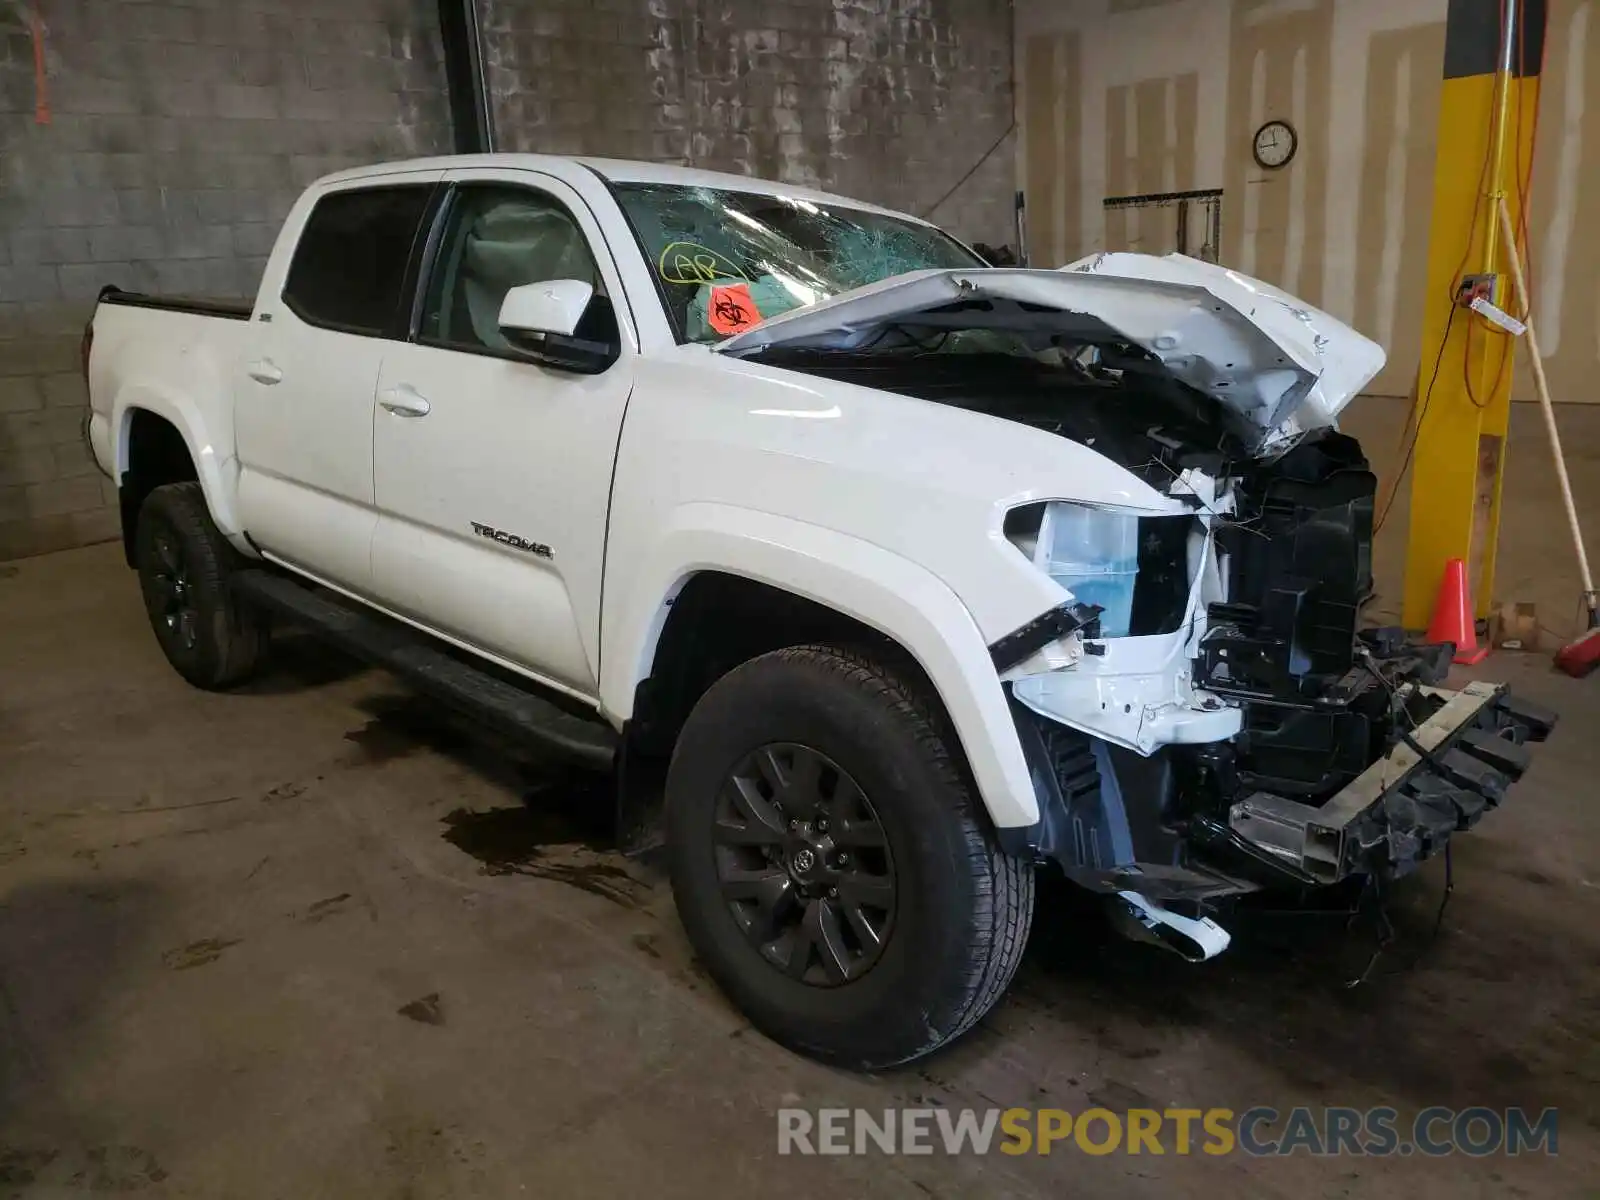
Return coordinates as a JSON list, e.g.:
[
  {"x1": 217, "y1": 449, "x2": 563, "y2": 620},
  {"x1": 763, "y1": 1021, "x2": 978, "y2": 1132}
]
[{"x1": 1495, "y1": 201, "x2": 1600, "y2": 675}]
